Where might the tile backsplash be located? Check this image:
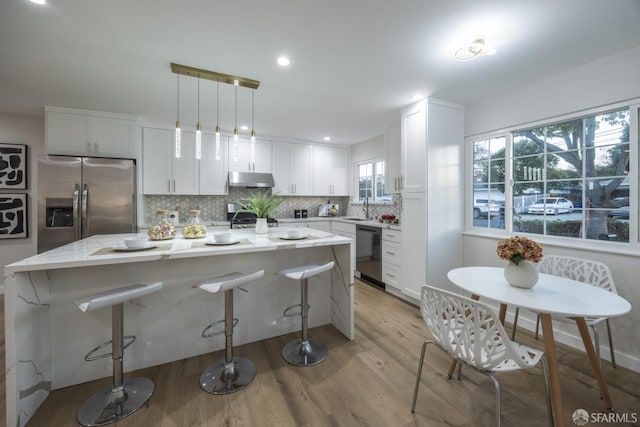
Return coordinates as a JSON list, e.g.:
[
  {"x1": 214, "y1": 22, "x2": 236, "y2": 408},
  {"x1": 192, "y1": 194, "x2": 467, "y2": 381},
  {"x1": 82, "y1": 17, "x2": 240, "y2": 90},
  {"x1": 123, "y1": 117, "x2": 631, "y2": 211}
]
[{"x1": 143, "y1": 189, "x2": 402, "y2": 225}]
